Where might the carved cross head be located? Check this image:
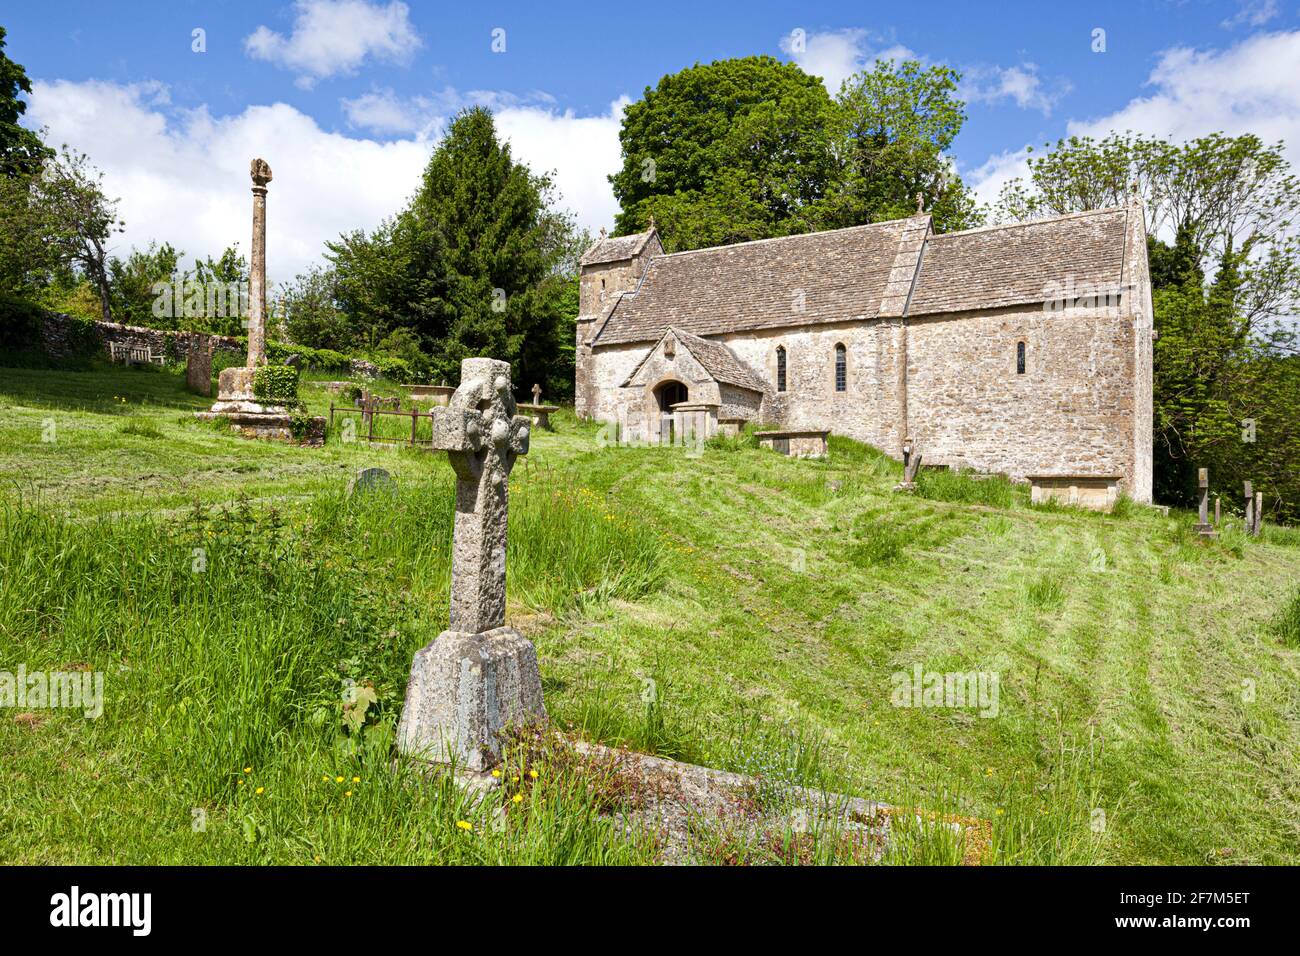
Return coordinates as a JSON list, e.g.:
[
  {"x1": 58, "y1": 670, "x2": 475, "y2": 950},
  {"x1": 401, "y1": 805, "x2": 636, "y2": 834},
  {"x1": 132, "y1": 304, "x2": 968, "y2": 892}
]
[
  {"x1": 430, "y1": 358, "x2": 530, "y2": 482},
  {"x1": 250, "y1": 158, "x2": 273, "y2": 188}
]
